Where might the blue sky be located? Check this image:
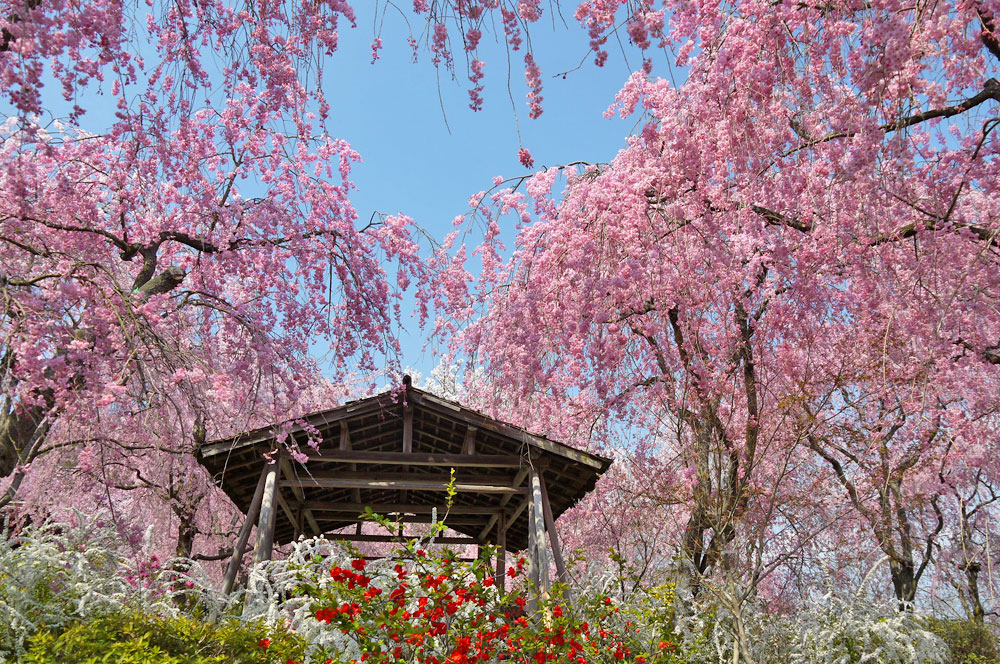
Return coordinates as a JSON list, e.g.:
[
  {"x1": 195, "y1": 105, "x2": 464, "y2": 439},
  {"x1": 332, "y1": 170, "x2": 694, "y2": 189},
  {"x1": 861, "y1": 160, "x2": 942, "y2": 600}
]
[
  {"x1": 8, "y1": 3, "x2": 667, "y2": 383},
  {"x1": 328, "y1": 6, "x2": 655, "y2": 376}
]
